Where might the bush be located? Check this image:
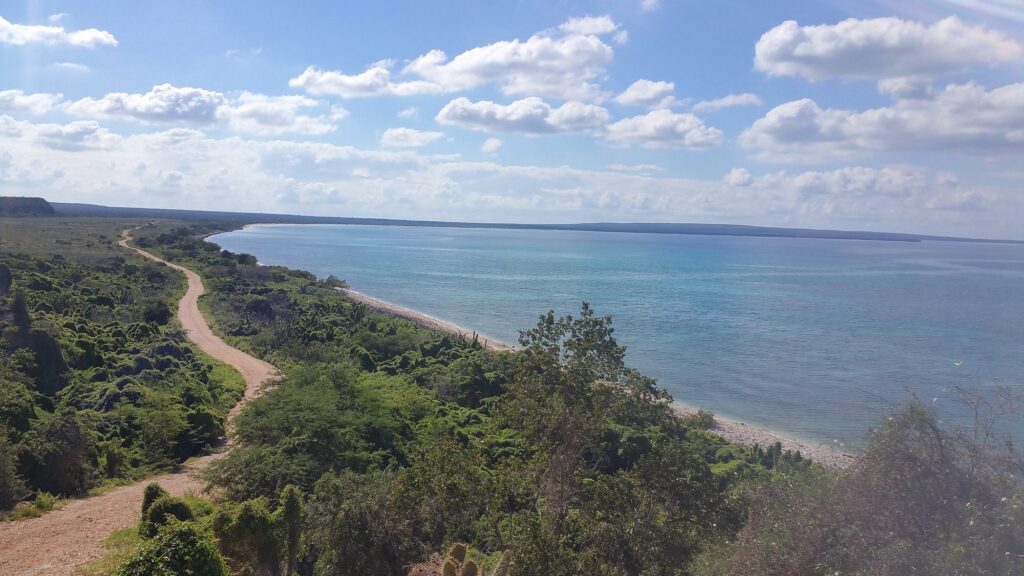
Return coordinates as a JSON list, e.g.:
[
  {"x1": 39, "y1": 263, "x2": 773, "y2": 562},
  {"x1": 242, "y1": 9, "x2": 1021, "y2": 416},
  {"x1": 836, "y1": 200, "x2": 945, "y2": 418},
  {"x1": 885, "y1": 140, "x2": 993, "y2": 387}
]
[
  {"x1": 115, "y1": 520, "x2": 227, "y2": 576},
  {"x1": 33, "y1": 491, "x2": 56, "y2": 512},
  {"x1": 0, "y1": 438, "x2": 28, "y2": 510},
  {"x1": 141, "y1": 482, "x2": 168, "y2": 516},
  {"x1": 141, "y1": 495, "x2": 193, "y2": 538}
]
